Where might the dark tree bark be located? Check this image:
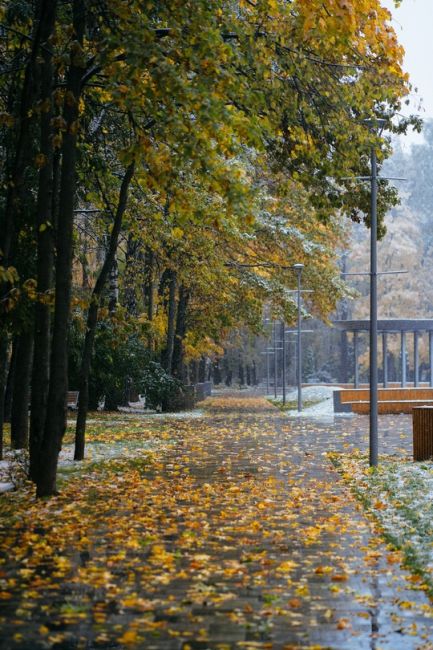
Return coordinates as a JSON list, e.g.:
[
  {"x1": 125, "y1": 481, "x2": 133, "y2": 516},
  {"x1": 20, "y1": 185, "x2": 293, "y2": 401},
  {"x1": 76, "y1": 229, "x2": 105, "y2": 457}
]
[
  {"x1": 143, "y1": 247, "x2": 155, "y2": 350},
  {"x1": 212, "y1": 359, "x2": 222, "y2": 385},
  {"x1": 172, "y1": 285, "x2": 189, "y2": 380},
  {"x1": 252, "y1": 360, "x2": 257, "y2": 385},
  {"x1": 11, "y1": 333, "x2": 34, "y2": 450},
  {"x1": 74, "y1": 163, "x2": 134, "y2": 461},
  {"x1": 0, "y1": 3, "x2": 46, "y2": 440},
  {"x1": 35, "y1": 0, "x2": 86, "y2": 497},
  {"x1": 108, "y1": 258, "x2": 119, "y2": 314},
  {"x1": 246, "y1": 365, "x2": 251, "y2": 386},
  {"x1": 29, "y1": 0, "x2": 58, "y2": 482},
  {"x1": 0, "y1": 335, "x2": 9, "y2": 460},
  {"x1": 0, "y1": 7, "x2": 43, "y2": 272},
  {"x1": 4, "y1": 338, "x2": 17, "y2": 424},
  {"x1": 190, "y1": 360, "x2": 199, "y2": 385},
  {"x1": 161, "y1": 270, "x2": 177, "y2": 374},
  {"x1": 198, "y1": 357, "x2": 206, "y2": 383},
  {"x1": 238, "y1": 357, "x2": 244, "y2": 386},
  {"x1": 223, "y1": 356, "x2": 232, "y2": 386},
  {"x1": 124, "y1": 234, "x2": 139, "y2": 316}
]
